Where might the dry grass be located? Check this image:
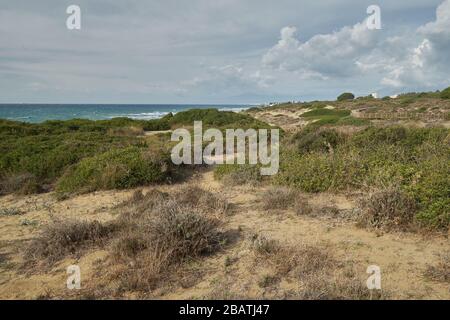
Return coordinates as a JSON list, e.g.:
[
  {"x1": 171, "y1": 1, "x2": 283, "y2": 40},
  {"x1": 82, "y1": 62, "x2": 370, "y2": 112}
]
[
  {"x1": 0, "y1": 173, "x2": 42, "y2": 195},
  {"x1": 21, "y1": 185, "x2": 229, "y2": 295},
  {"x1": 261, "y1": 187, "x2": 312, "y2": 215},
  {"x1": 115, "y1": 188, "x2": 169, "y2": 216},
  {"x1": 297, "y1": 273, "x2": 377, "y2": 300},
  {"x1": 108, "y1": 186, "x2": 228, "y2": 294},
  {"x1": 221, "y1": 166, "x2": 261, "y2": 186},
  {"x1": 251, "y1": 234, "x2": 332, "y2": 277},
  {"x1": 24, "y1": 220, "x2": 115, "y2": 267},
  {"x1": 424, "y1": 251, "x2": 450, "y2": 283},
  {"x1": 115, "y1": 200, "x2": 224, "y2": 262},
  {"x1": 0, "y1": 207, "x2": 24, "y2": 216},
  {"x1": 172, "y1": 185, "x2": 229, "y2": 215},
  {"x1": 358, "y1": 188, "x2": 417, "y2": 231},
  {"x1": 250, "y1": 234, "x2": 385, "y2": 300}
]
